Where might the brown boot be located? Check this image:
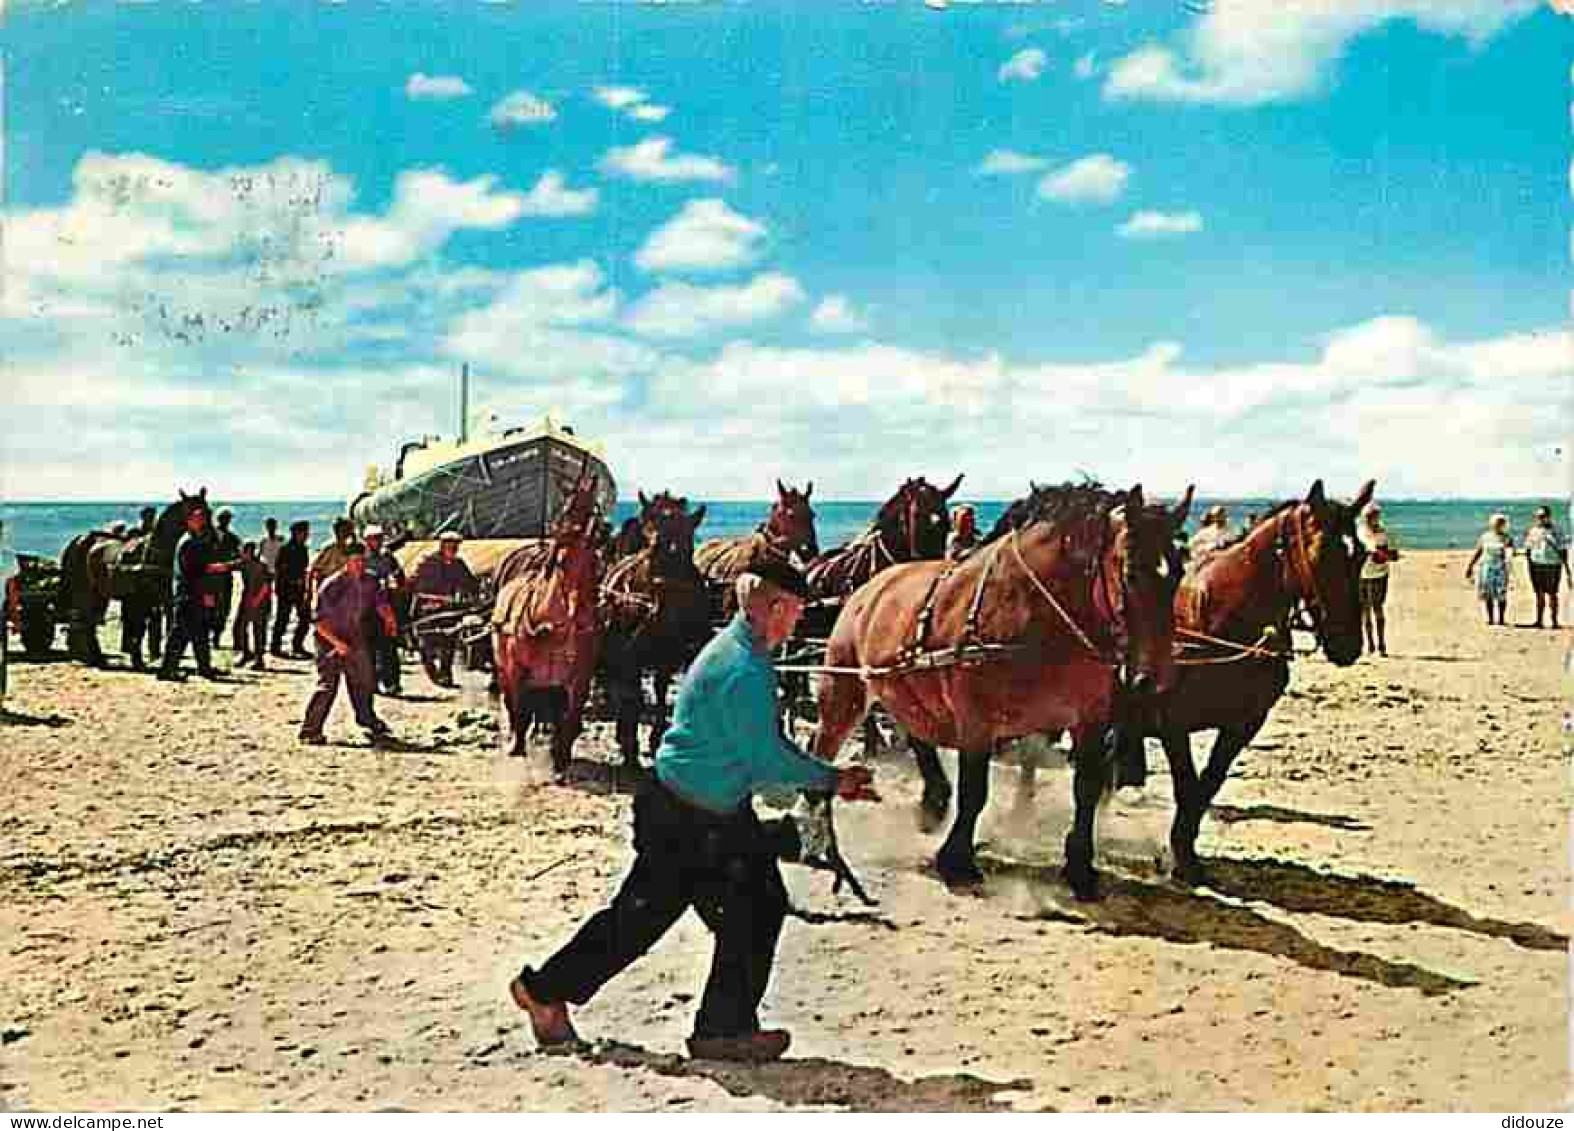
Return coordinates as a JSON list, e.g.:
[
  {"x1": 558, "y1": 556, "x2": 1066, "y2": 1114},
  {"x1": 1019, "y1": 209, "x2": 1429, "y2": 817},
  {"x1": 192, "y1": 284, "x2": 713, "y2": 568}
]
[
  {"x1": 687, "y1": 1029, "x2": 792, "y2": 1062},
  {"x1": 509, "y1": 975, "x2": 579, "y2": 1048}
]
